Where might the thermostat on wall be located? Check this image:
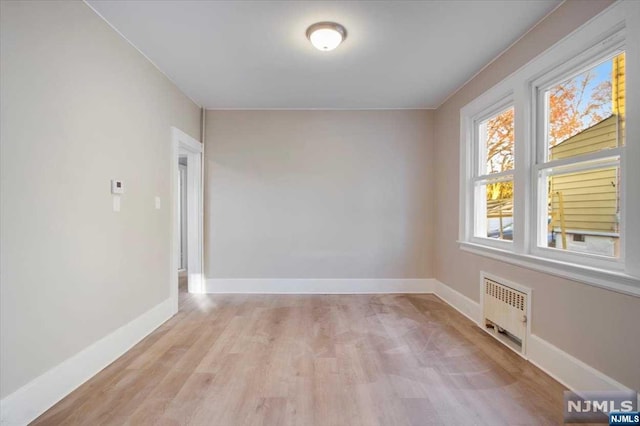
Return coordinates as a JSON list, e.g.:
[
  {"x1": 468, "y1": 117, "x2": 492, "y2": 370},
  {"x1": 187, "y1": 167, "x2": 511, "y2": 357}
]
[{"x1": 111, "y1": 179, "x2": 124, "y2": 194}]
